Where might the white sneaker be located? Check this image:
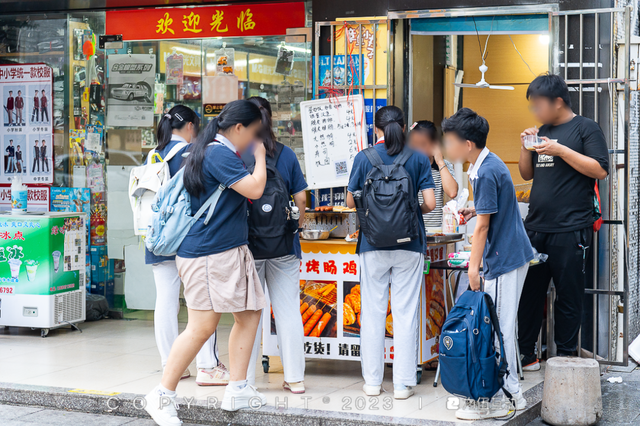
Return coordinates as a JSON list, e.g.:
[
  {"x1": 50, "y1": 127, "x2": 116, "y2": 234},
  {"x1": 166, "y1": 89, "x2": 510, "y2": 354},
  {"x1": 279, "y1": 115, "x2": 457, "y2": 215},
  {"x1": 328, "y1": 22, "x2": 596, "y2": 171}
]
[
  {"x1": 144, "y1": 386, "x2": 182, "y2": 426},
  {"x1": 180, "y1": 368, "x2": 191, "y2": 380},
  {"x1": 220, "y1": 384, "x2": 267, "y2": 411},
  {"x1": 455, "y1": 398, "x2": 509, "y2": 420},
  {"x1": 394, "y1": 386, "x2": 414, "y2": 400},
  {"x1": 363, "y1": 384, "x2": 381, "y2": 396},
  {"x1": 196, "y1": 363, "x2": 230, "y2": 386},
  {"x1": 283, "y1": 381, "x2": 306, "y2": 394},
  {"x1": 504, "y1": 392, "x2": 527, "y2": 411}
]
